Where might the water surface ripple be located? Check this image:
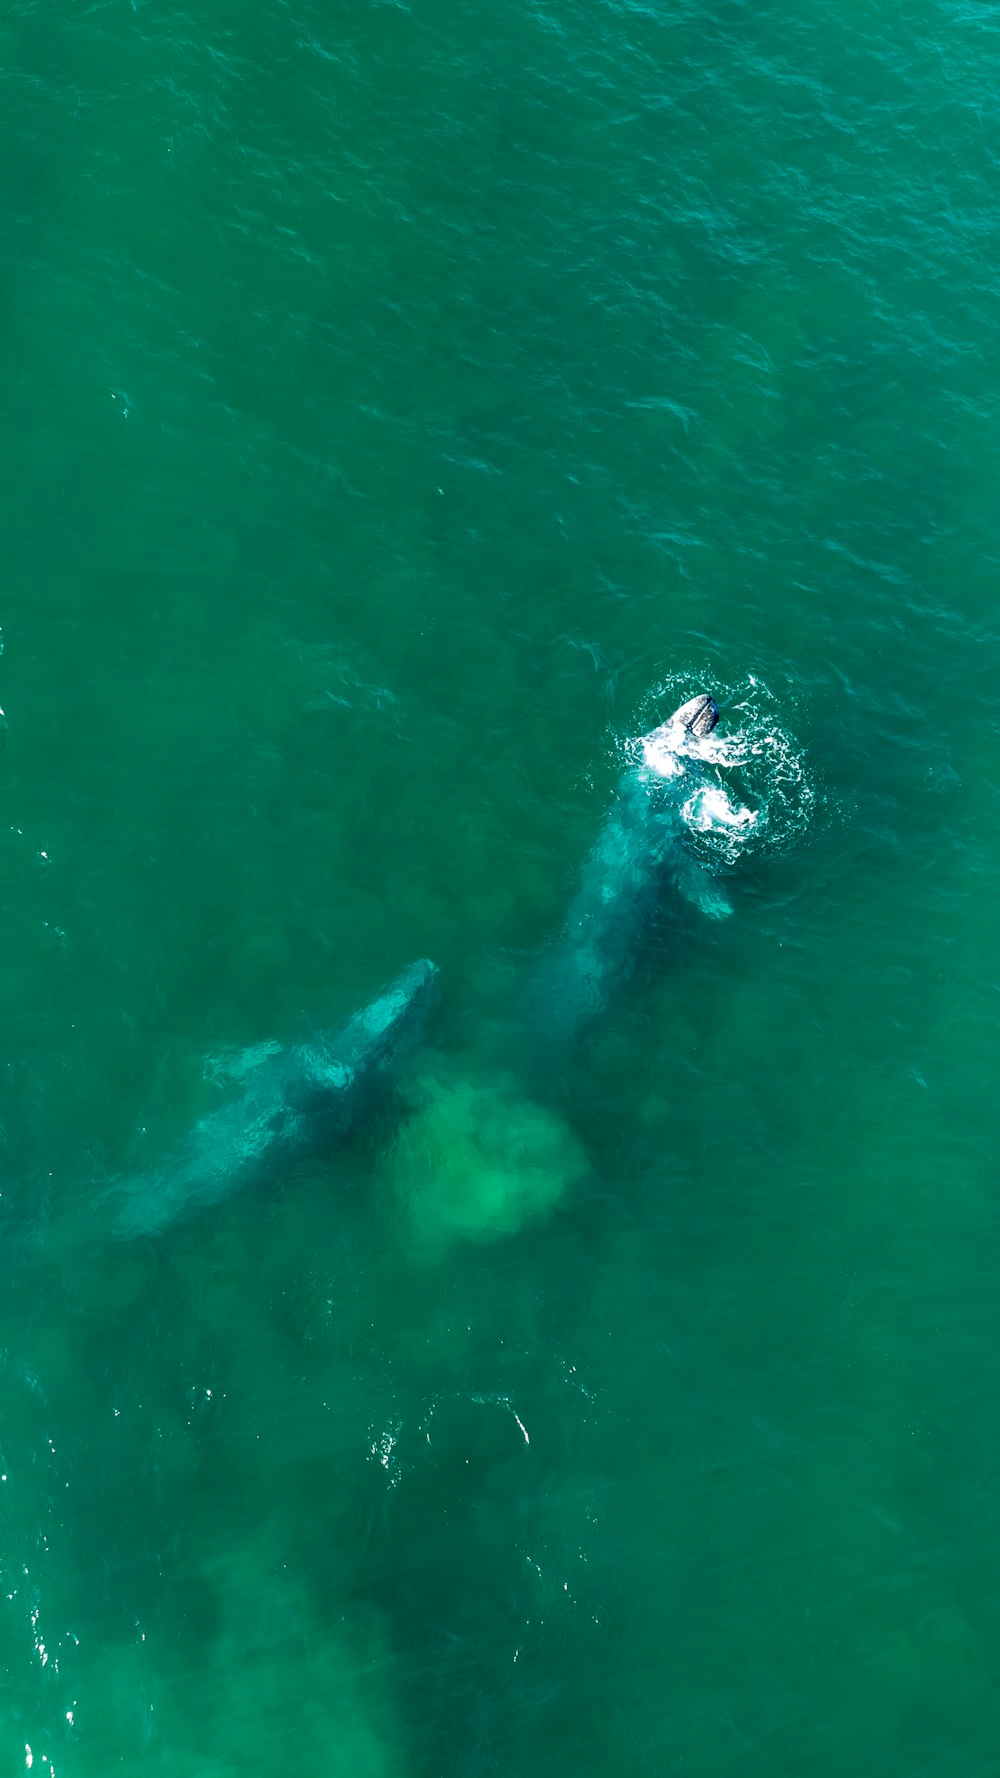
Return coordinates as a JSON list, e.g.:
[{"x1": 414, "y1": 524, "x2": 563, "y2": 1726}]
[{"x1": 2, "y1": 0, "x2": 999, "y2": 1770}]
